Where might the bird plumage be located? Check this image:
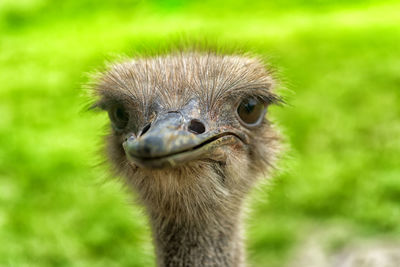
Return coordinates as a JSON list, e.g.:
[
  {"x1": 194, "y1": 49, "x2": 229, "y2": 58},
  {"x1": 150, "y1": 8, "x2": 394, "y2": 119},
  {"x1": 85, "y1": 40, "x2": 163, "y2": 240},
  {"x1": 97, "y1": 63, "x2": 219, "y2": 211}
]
[{"x1": 91, "y1": 52, "x2": 282, "y2": 266}]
